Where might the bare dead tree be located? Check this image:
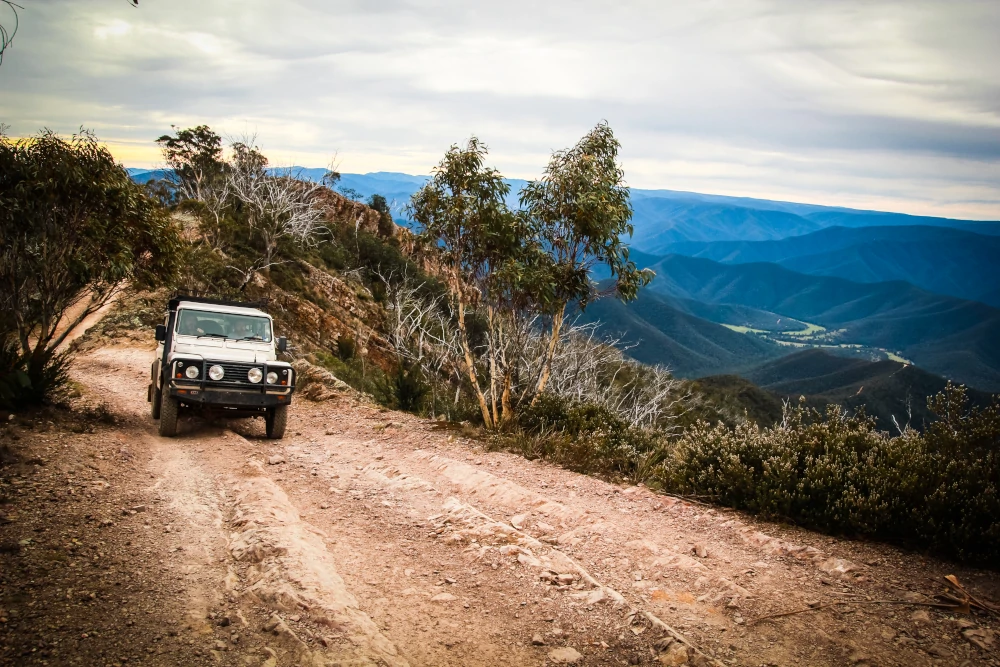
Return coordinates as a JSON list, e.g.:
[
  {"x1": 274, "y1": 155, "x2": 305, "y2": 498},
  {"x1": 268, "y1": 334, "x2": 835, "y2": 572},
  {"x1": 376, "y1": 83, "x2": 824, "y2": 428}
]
[
  {"x1": 377, "y1": 268, "x2": 466, "y2": 415},
  {"x1": 891, "y1": 392, "x2": 915, "y2": 435},
  {"x1": 225, "y1": 137, "x2": 326, "y2": 287},
  {"x1": 375, "y1": 268, "x2": 692, "y2": 429},
  {"x1": 528, "y1": 321, "x2": 691, "y2": 430}
]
